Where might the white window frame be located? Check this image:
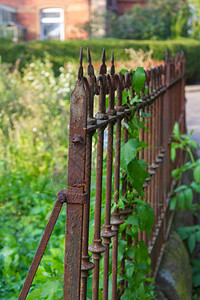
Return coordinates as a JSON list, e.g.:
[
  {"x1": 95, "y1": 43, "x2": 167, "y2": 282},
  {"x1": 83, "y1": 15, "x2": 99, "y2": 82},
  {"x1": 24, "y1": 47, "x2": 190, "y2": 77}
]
[{"x1": 40, "y1": 8, "x2": 64, "y2": 41}]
